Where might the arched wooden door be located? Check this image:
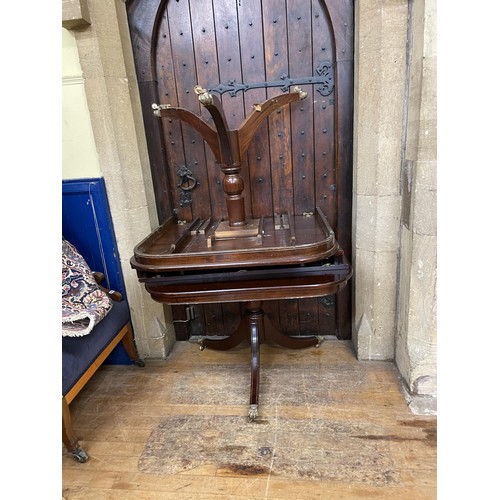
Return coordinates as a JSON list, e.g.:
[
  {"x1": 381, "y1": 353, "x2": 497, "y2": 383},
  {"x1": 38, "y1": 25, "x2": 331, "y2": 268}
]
[{"x1": 127, "y1": 0, "x2": 353, "y2": 339}]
